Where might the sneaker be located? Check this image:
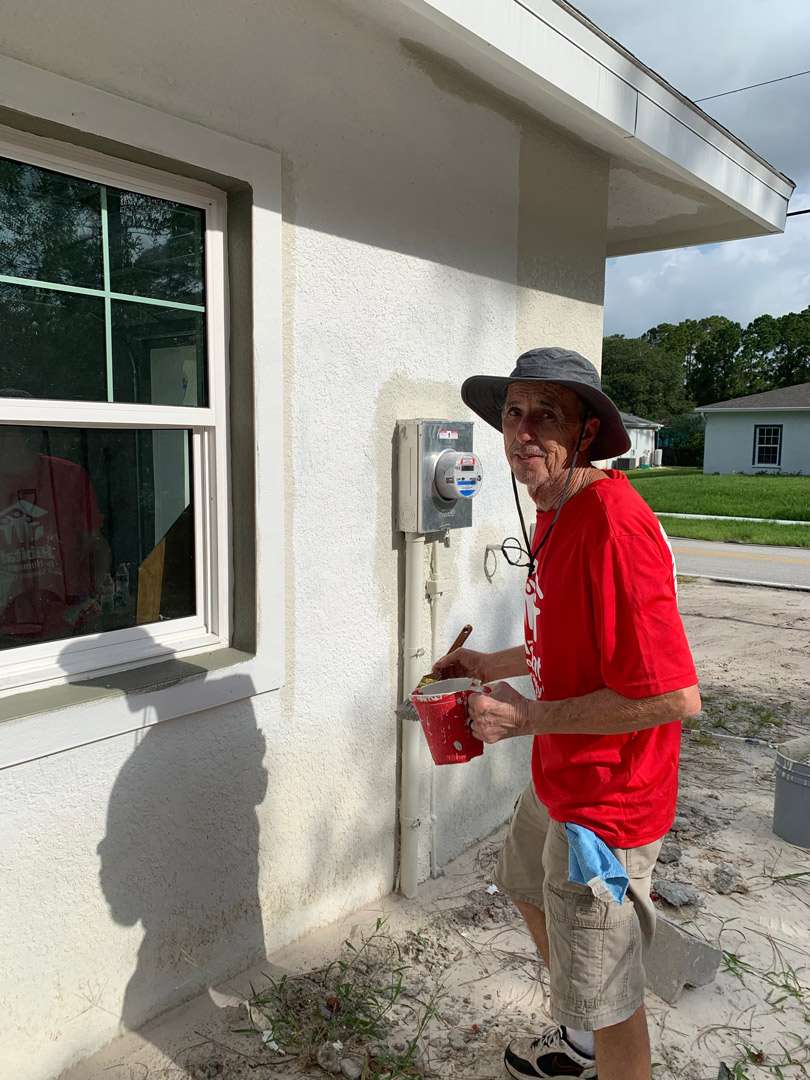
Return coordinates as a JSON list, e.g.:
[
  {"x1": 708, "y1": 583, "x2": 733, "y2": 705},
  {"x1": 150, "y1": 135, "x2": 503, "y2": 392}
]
[{"x1": 504, "y1": 1024, "x2": 597, "y2": 1079}]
